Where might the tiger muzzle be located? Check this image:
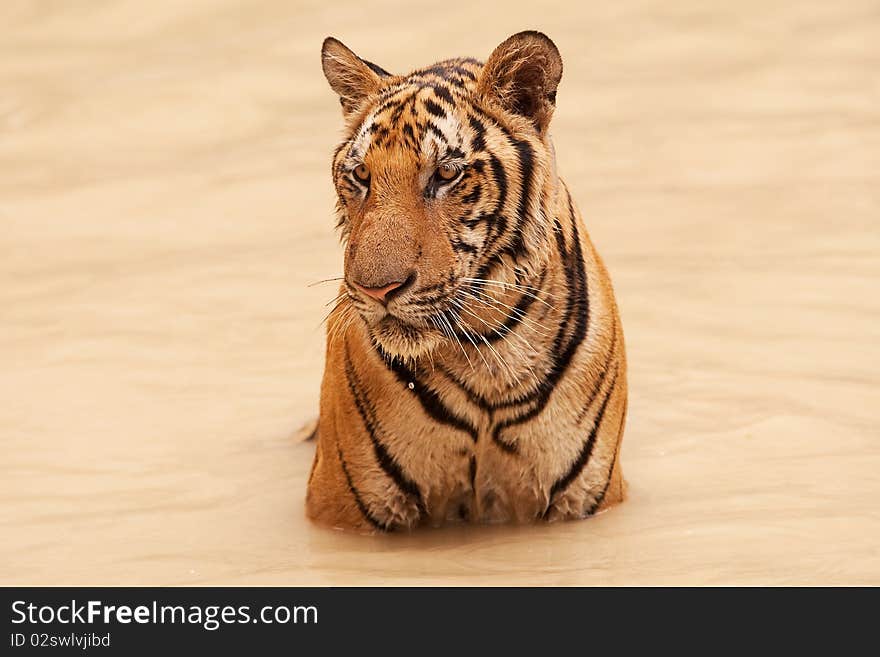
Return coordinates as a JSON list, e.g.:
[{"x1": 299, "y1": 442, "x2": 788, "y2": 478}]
[{"x1": 346, "y1": 215, "x2": 419, "y2": 307}]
